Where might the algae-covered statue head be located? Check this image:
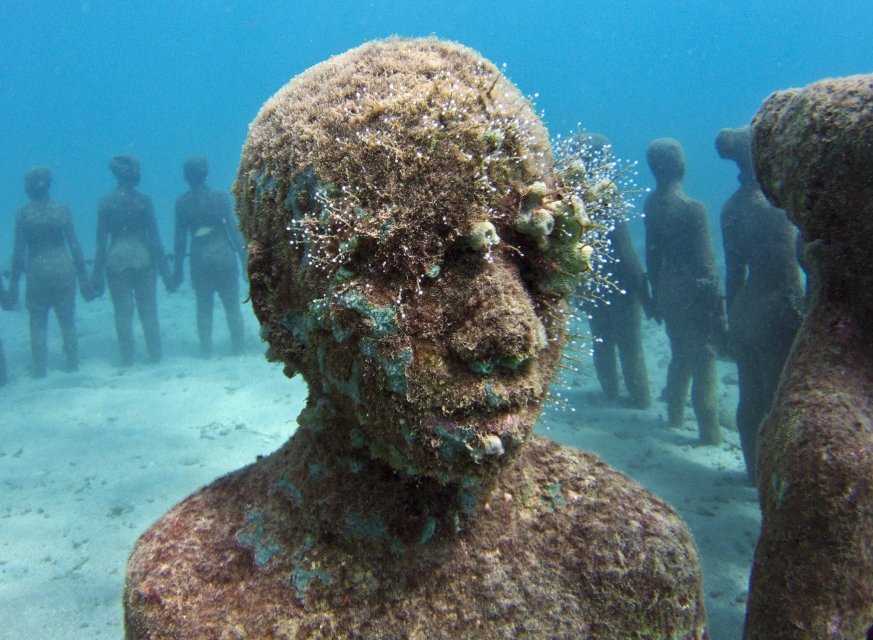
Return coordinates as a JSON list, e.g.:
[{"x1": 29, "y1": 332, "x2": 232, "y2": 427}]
[{"x1": 235, "y1": 37, "x2": 618, "y2": 486}]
